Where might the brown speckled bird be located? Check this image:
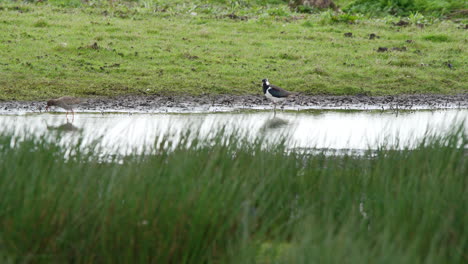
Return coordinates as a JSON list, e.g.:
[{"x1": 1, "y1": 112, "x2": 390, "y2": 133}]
[{"x1": 45, "y1": 96, "x2": 81, "y2": 119}]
